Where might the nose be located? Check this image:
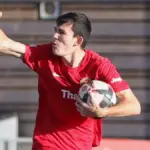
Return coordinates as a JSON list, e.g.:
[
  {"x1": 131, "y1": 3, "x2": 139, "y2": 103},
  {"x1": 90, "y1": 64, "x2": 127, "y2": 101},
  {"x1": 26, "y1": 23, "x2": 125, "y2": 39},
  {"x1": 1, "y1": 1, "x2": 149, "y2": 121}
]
[{"x1": 53, "y1": 32, "x2": 59, "y2": 39}]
